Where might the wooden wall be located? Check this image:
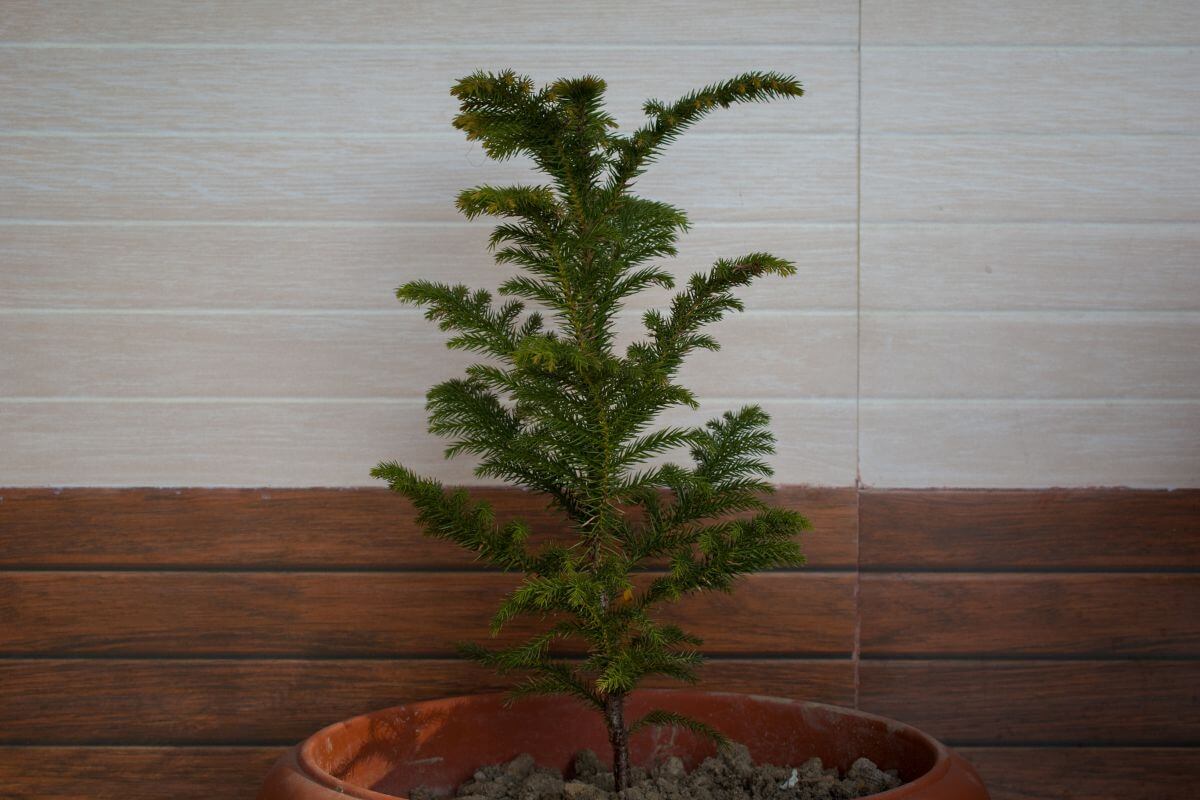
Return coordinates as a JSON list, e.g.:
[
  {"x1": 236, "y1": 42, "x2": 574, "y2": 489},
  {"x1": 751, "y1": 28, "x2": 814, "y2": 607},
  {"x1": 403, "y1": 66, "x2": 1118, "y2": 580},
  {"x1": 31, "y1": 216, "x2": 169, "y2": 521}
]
[
  {"x1": 0, "y1": 487, "x2": 1197, "y2": 799},
  {"x1": 2, "y1": 0, "x2": 1198, "y2": 488}
]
